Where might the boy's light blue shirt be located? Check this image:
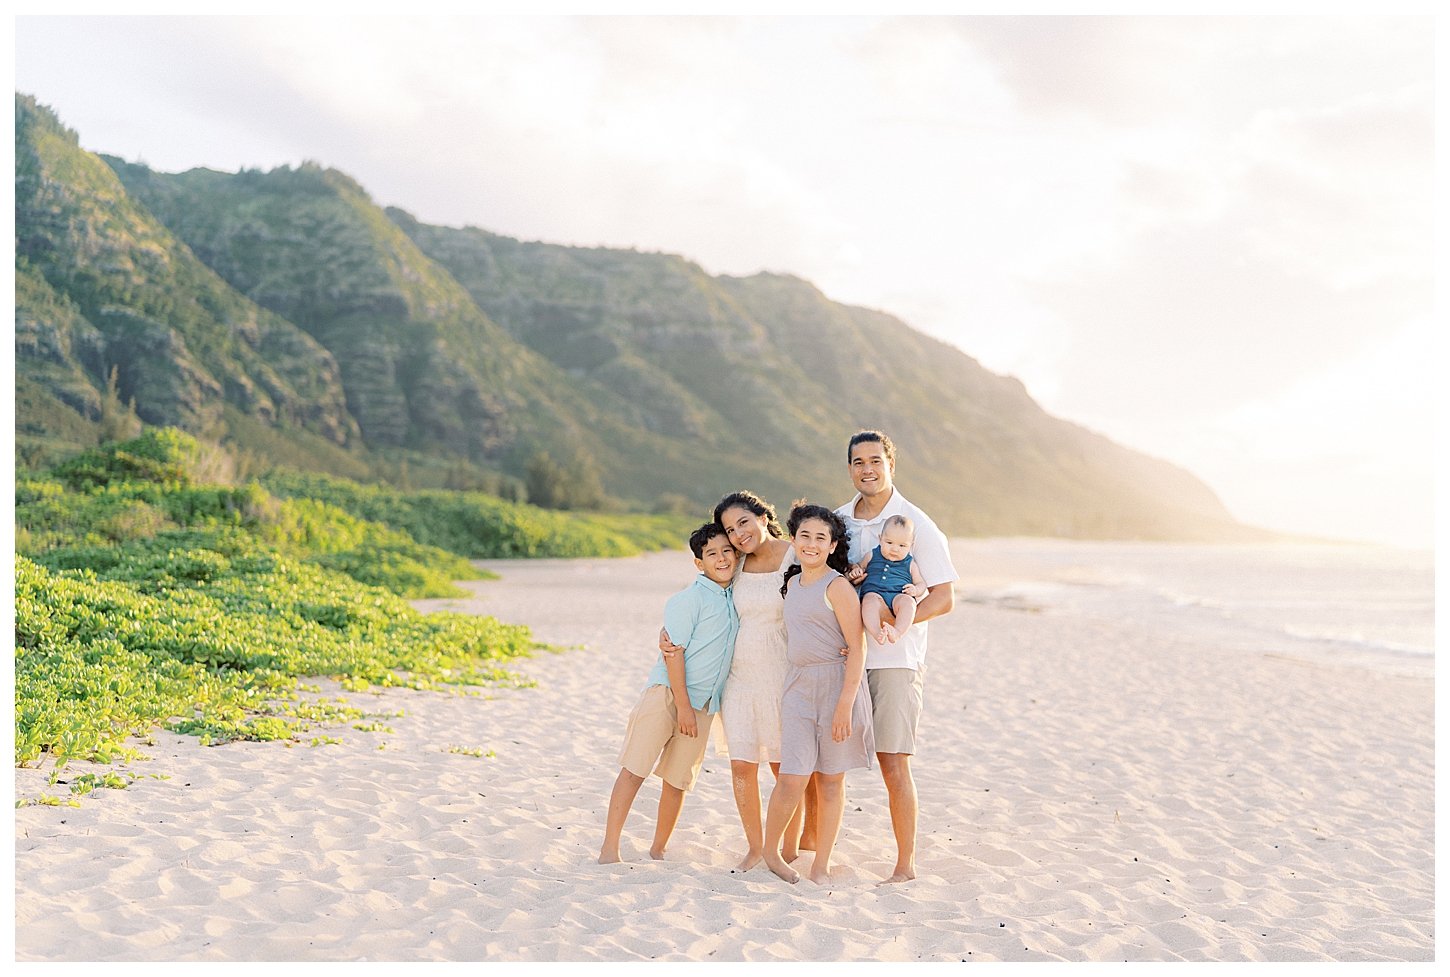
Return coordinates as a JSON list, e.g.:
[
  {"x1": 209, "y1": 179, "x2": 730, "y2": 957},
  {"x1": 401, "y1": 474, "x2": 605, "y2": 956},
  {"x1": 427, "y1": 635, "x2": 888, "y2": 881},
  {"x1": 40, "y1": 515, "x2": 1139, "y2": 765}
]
[{"x1": 645, "y1": 573, "x2": 738, "y2": 714}]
